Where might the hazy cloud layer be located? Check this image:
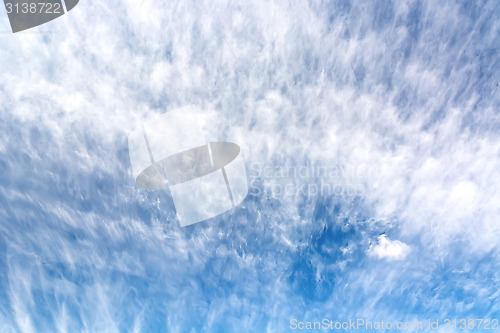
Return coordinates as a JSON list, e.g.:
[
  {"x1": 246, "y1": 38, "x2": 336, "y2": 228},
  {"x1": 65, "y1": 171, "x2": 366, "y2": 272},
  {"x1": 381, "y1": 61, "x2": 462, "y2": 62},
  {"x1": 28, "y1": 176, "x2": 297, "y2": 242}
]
[{"x1": 0, "y1": 0, "x2": 499, "y2": 331}]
